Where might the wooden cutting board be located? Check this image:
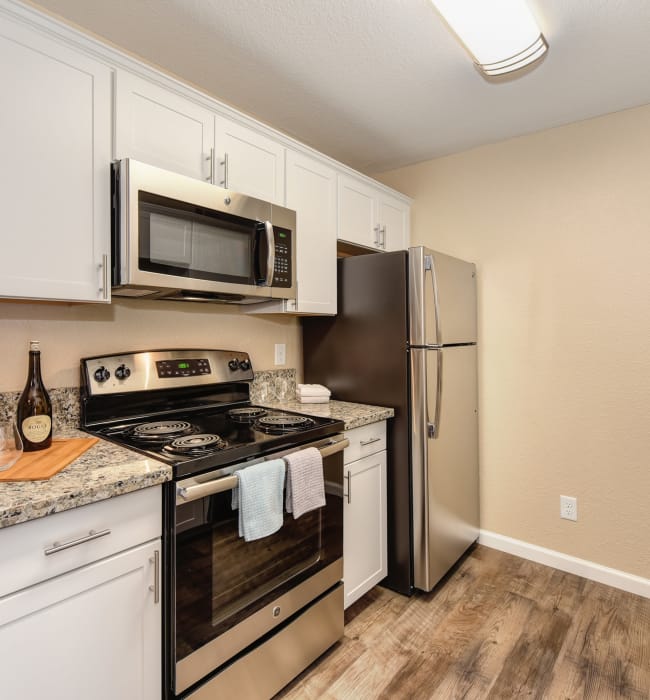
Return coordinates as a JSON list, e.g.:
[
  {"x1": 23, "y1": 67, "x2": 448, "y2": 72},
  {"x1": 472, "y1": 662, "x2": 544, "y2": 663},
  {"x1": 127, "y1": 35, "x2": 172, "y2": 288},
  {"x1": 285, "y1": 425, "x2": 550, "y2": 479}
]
[{"x1": 0, "y1": 437, "x2": 99, "y2": 482}]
